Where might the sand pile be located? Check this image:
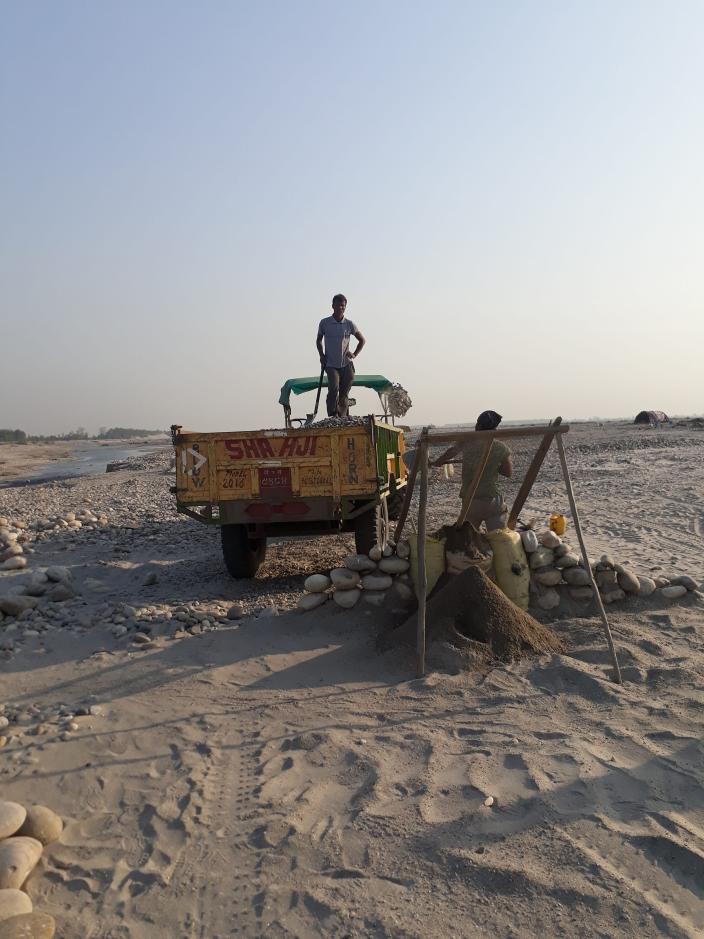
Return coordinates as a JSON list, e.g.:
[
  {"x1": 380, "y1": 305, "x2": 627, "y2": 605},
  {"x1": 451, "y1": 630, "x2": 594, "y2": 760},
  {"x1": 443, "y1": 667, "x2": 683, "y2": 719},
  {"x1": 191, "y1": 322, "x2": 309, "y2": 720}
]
[{"x1": 386, "y1": 565, "x2": 565, "y2": 665}]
